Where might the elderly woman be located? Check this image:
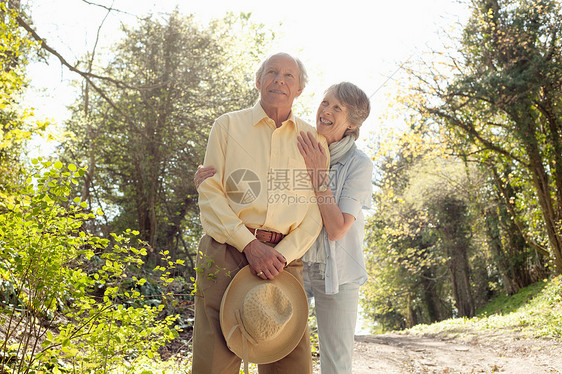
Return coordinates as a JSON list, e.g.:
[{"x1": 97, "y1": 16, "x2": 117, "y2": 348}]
[{"x1": 195, "y1": 82, "x2": 373, "y2": 374}]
